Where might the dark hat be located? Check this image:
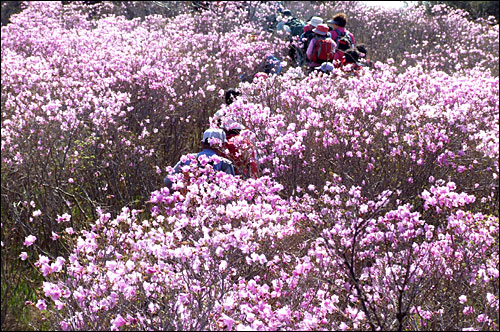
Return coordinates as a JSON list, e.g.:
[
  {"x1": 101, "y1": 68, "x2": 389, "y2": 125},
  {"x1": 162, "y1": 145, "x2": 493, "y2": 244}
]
[{"x1": 326, "y1": 19, "x2": 341, "y2": 25}]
